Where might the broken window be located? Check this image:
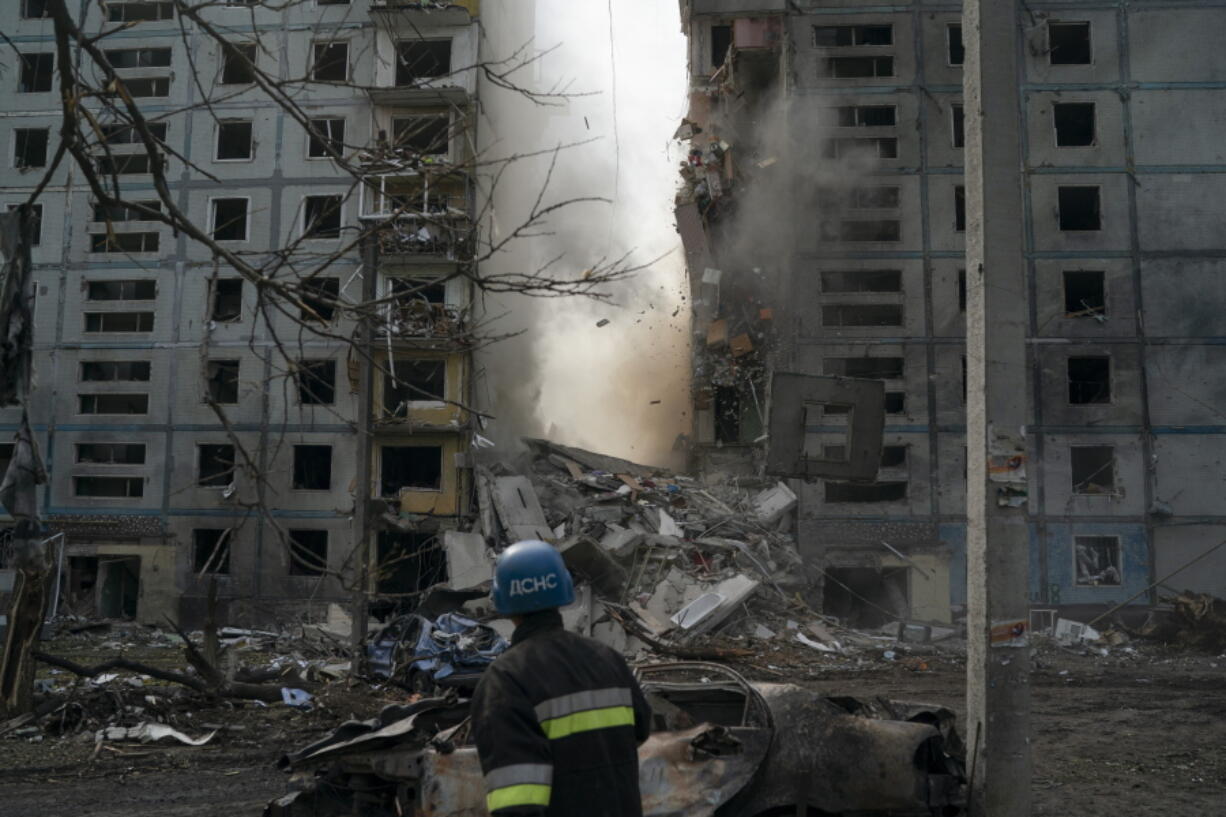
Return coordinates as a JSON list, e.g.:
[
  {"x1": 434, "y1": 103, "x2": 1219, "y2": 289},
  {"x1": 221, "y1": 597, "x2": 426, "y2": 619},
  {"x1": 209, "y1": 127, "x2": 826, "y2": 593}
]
[
  {"x1": 216, "y1": 121, "x2": 253, "y2": 161},
  {"x1": 823, "y1": 57, "x2": 894, "y2": 79},
  {"x1": 383, "y1": 360, "x2": 446, "y2": 416},
  {"x1": 293, "y1": 445, "x2": 332, "y2": 490},
  {"x1": 312, "y1": 42, "x2": 348, "y2": 82},
  {"x1": 6, "y1": 203, "x2": 42, "y2": 246},
  {"x1": 948, "y1": 23, "x2": 964, "y2": 66},
  {"x1": 288, "y1": 529, "x2": 328, "y2": 576},
  {"x1": 198, "y1": 444, "x2": 236, "y2": 487},
  {"x1": 823, "y1": 137, "x2": 898, "y2": 160},
  {"x1": 14, "y1": 129, "x2": 49, "y2": 169},
  {"x1": 824, "y1": 357, "x2": 903, "y2": 379},
  {"x1": 884, "y1": 392, "x2": 905, "y2": 413},
  {"x1": 18, "y1": 53, "x2": 53, "y2": 93},
  {"x1": 297, "y1": 359, "x2": 336, "y2": 405},
  {"x1": 820, "y1": 269, "x2": 901, "y2": 293},
  {"x1": 711, "y1": 24, "x2": 732, "y2": 69},
  {"x1": 713, "y1": 386, "x2": 741, "y2": 443},
  {"x1": 307, "y1": 118, "x2": 345, "y2": 158},
  {"x1": 86, "y1": 279, "x2": 156, "y2": 300},
  {"x1": 1071, "y1": 445, "x2": 1115, "y2": 494},
  {"x1": 380, "y1": 445, "x2": 443, "y2": 495},
  {"x1": 95, "y1": 154, "x2": 163, "y2": 175},
  {"x1": 813, "y1": 25, "x2": 892, "y2": 47},
  {"x1": 221, "y1": 43, "x2": 256, "y2": 84},
  {"x1": 392, "y1": 115, "x2": 450, "y2": 157},
  {"x1": 850, "y1": 186, "x2": 900, "y2": 209},
  {"x1": 824, "y1": 481, "x2": 907, "y2": 502},
  {"x1": 206, "y1": 359, "x2": 240, "y2": 404},
  {"x1": 1064, "y1": 270, "x2": 1105, "y2": 317},
  {"x1": 396, "y1": 40, "x2": 452, "y2": 84},
  {"x1": 211, "y1": 279, "x2": 243, "y2": 322},
  {"x1": 1074, "y1": 535, "x2": 1122, "y2": 586},
  {"x1": 833, "y1": 105, "x2": 895, "y2": 127},
  {"x1": 92, "y1": 201, "x2": 161, "y2": 222},
  {"x1": 79, "y1": 394, "x2": 149, "y2": 414},
  {"x1": 21, "y1": 0, "x2": 49, "y2": 18},
  {"x1": 104, "y1": 47, "x2": 172, "y2": 68},
  {"x1": 106, "y1": 2, "x2": 174, "y2": 22},
  {"x1": 76, "y1": 443, "x2": 146, "y2": 465},
  {"x1": 84, "y1": 311, "x2": 155, "y2": 332},
  {"x1": 101, "y1": 122, "x2": 168, "y2": 144},
  {"x1": 211, "y1": 198, "x2": 249, "y2": 241},
  {"x1": 303, "y1": 195, "x2": 342, "y2": 238},
  {"x1": 377, "y1": 531, "x2": 445, "y2": 593},
  {"x1": 193, "y1": 529, "x2": 231, "y2": 574},
  {"x1": 81, "y1": 361, "x2": 151, "y2": 381},
  {"x1": 1048, "y1": 22, "x2": 1091, "y2": 65},
  {"x1": 1068, "y1": 356, "x2": 1111, "y2": 404},
  {"x1": 833, "y1": 219, "x2": 901, "y2": 242},
  {"x1": 958, "y1": 269, "x2": 967, "y2": 312},
  {"x1": 117, "y1": 77, "x2": 170, "y2": 97},
  {"x1": 1058, "y1": 186, "x2": 1101, "y2": 231},
  {"x1": 955, "y1": 185, "x2": 966, "y2": 232},
  {"x1": 90, "y1": 231, "x2": 161, "y2": 253},
  {"x1": 1054, "y1": 102, "x2": 1095, "y2": 147},
  {"x1": 300, "y1": 276, "x2": 340, "y2": 322},
  {"x1": 823, "y1": 304, "x2": 903, "y2": 327},
  {"x1": 0, "y1": 444, "x2": 13, "y2": 479},
  {"x1": 952, "y1": 103, "x2": 965, "y2": 148},
  {"x1": 74, "y1": 476, "x2": 144, "y2": 498},
  {"x1": 823, "y1": 444, "x2": 907, "y2": 469}
]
